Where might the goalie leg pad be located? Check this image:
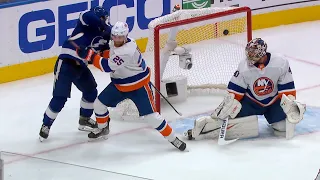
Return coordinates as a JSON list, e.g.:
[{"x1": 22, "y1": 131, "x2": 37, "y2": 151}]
[
  {"x1": 190, "y1": 115, "x2": 259, "y2": 140},
  {"x1": 225, "y1": 115, "x2": 259, "y2": 140},
  {"x1": 271, "y1": 120, "x2": 286, "y2": 137},
  {"x1": 271, "y1": 119, "x2": 296, "y2": 139}
]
